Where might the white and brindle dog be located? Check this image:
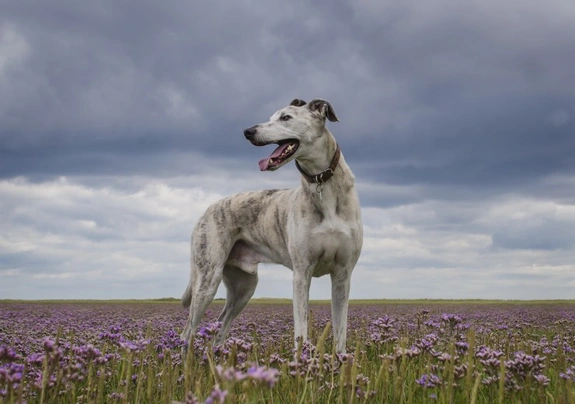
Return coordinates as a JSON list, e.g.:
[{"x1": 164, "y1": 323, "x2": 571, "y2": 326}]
[{"x1": 181, "y1": 98, "x2": 363, "y2": 353}]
